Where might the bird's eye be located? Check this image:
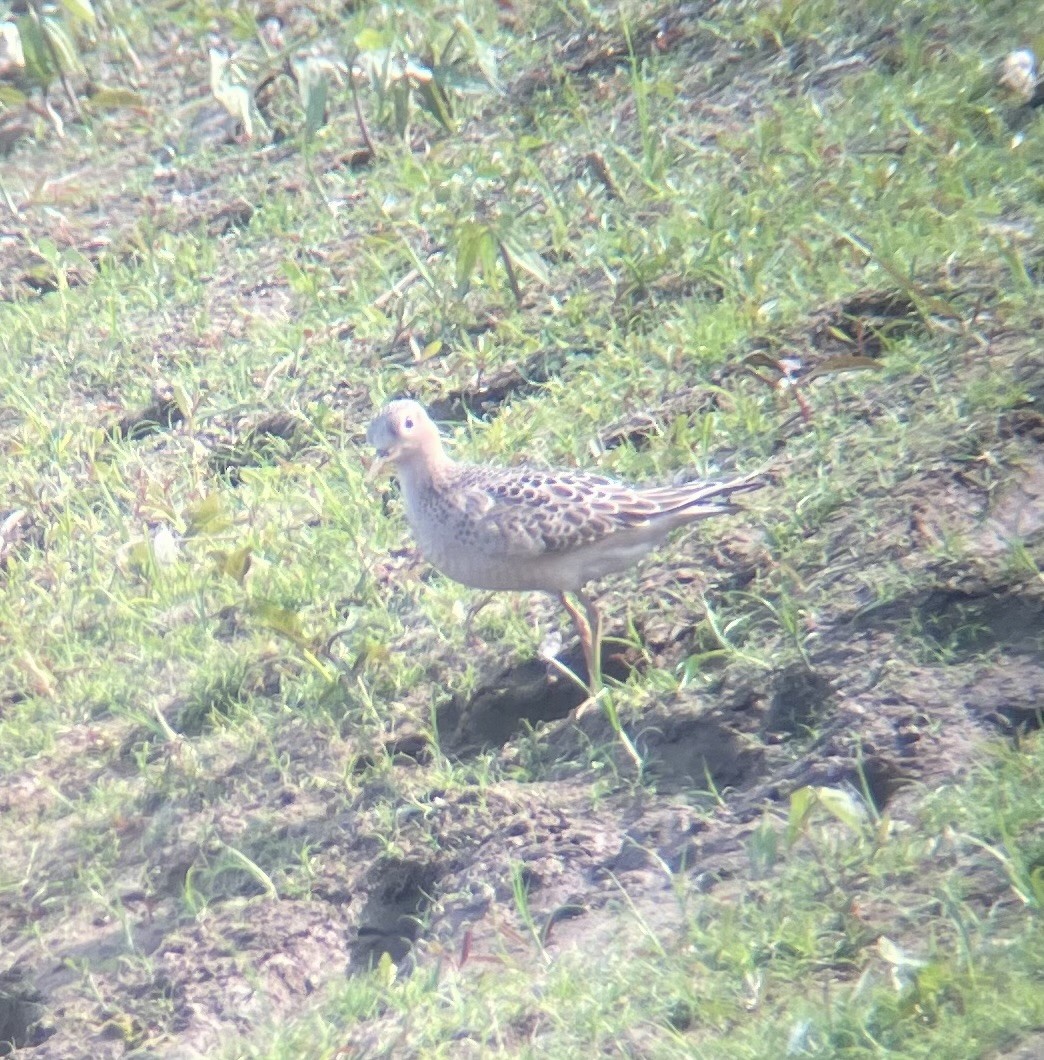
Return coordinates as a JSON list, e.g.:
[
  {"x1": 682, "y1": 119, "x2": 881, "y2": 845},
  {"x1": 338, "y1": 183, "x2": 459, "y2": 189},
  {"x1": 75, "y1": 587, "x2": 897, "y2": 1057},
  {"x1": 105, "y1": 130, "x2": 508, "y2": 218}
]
[{"x1": 403, "y1": 417, "x2": 414, "y2": 430}]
